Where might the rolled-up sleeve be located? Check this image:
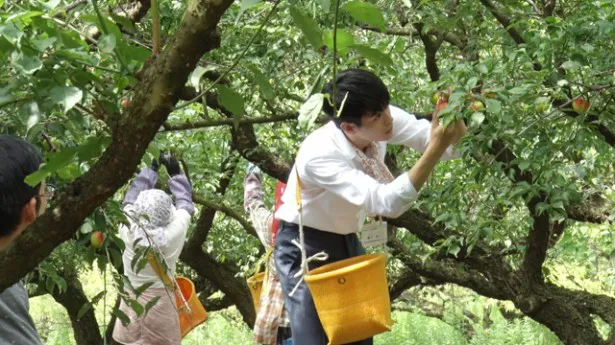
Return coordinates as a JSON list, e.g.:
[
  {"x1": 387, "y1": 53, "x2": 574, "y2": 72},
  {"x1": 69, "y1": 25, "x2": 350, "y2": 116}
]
[{"x1": 302, "y1": 155, "x2": 418, "y2": 218}]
